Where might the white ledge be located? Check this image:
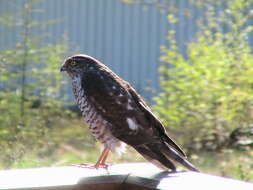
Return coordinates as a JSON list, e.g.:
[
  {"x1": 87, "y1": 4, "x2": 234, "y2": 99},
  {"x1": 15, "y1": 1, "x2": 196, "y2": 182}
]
[{"x1": 0, "y1": 163, "x2": 252, "y2": 190}]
